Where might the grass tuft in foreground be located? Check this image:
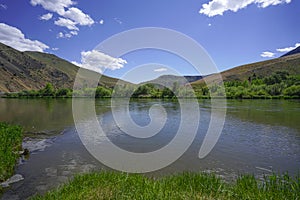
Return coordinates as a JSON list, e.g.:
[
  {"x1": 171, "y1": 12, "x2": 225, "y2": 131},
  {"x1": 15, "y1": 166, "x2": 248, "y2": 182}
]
[
  {"x1": 0, "y1": 122, "x2": 23, "y2": 193},
  {"x1": 32, "y1": 171, "x2": 300, "y2": 200},
  {"x1": 0, "y1": 122, "x2": 23, "y2": 182}
]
